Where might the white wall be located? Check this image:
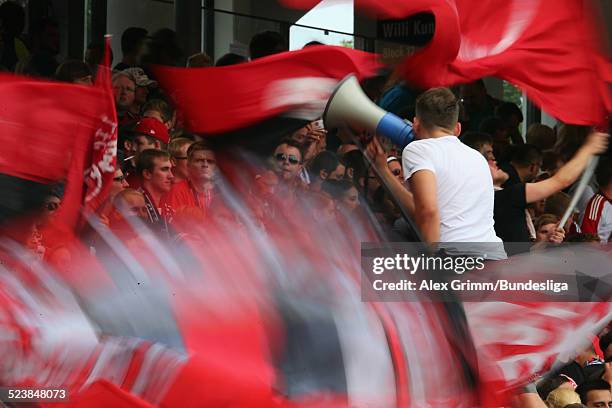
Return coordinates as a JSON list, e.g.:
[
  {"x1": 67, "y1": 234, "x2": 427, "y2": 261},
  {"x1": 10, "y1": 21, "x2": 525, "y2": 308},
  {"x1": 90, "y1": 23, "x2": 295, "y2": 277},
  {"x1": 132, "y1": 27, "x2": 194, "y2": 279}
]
[{"x1": 107, "y1": 0, "x2": 175, "y2": 63}]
